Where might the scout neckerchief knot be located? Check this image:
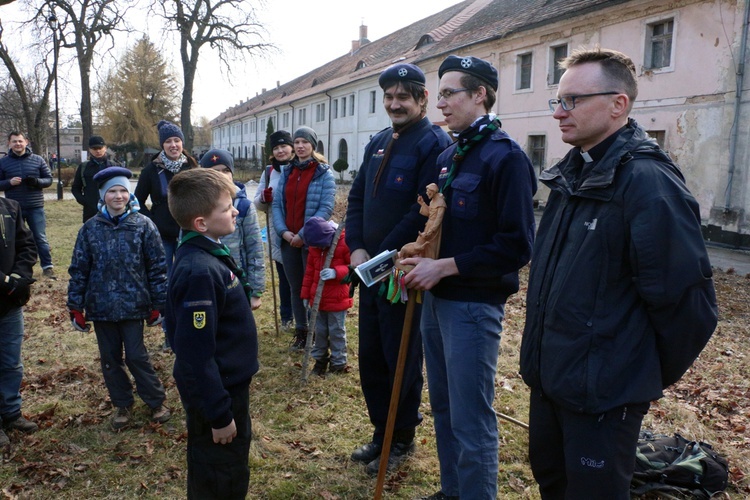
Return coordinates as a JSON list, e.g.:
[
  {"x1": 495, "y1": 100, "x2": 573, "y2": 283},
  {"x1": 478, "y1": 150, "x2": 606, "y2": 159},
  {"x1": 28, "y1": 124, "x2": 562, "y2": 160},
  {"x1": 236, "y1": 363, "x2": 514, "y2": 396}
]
[
  {"x1": 440, "y1": 116, "x2": 500, "y2": 193},
  {"x1": 178, "y1": 231, "x2": 254, "y2": 305}
]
